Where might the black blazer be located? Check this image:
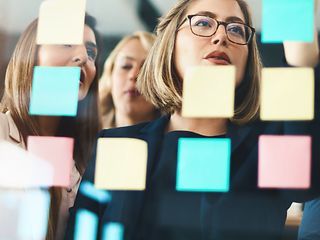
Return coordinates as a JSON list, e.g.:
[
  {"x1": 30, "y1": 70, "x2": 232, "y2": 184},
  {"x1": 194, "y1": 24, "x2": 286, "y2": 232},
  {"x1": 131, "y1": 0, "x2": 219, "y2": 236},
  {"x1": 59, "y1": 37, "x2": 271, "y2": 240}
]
[{"x1": 66, "y1": 65, "x2": 320, "y2": 240}]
